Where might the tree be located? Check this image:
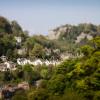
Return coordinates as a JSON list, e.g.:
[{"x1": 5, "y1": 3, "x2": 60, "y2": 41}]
[
  {"x1": 29, "y1": 43, "x2": 45, "y2": 59},
  {"x1": 47, "y1": 74, "x2": 66, "y2": 94},
  {"x1": 0, "y1": 34, "x2": 16, "y2": 58},
  {"x1": 28, "y1": 88, "x2": 48, "y2": 100},
  {"x1": 91, "y1": 36, "x2": 100, "y2": 49},
  {"x1": 61, "y1": 89, "x2": 85, "y2": 100},
  {"x1": 23, "y1": 64, "x2": 40, "y2": 84},
  {"x1": 81, "y1": 45, "x2": 94, "y2": 56},
  {"x1": 40, "y1": 68, "x2": 49, "y2": 79},
  {"x1": 6, "y1": 49, "x2": 13, "y2": 60},
  {"x1": 3, "y1": 70, "x2": 13, "y2": 82},
  {"x1": 23, "y1": 37, "x2": 35, "y2": 56},
  {"x1": 11, "y1": 20, "x2": 23, "y2": 36},
  {"x1": 0, "y1": 16, "x2": 12, "y2": 34},
  {"x1": 12, "y1": 89, "x2": 27, "y2": 100}
]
